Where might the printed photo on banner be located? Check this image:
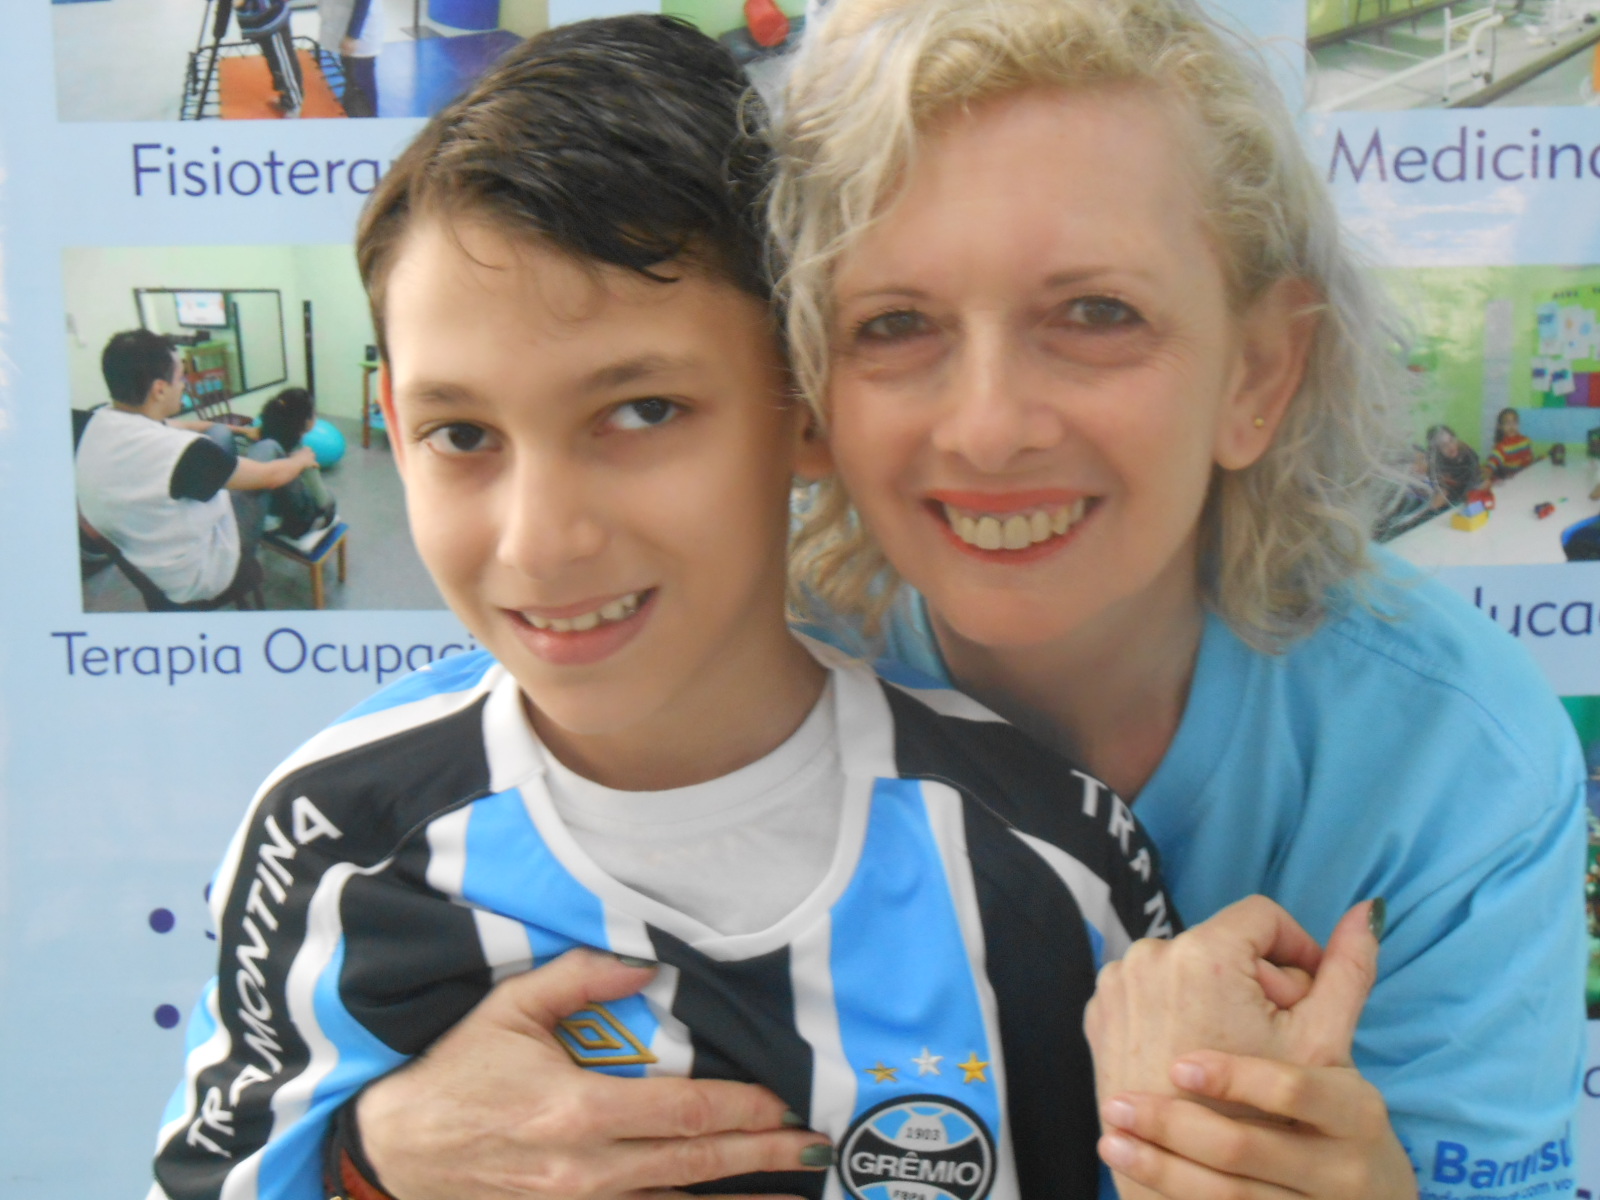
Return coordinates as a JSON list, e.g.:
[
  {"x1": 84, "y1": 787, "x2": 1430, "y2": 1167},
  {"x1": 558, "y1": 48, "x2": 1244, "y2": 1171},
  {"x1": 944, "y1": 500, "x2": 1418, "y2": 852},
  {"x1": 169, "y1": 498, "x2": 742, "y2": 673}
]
[
  {"x1": 63, "y1": 244, "x2": 444, "y2": 613},
  {"x1": 51, "y1": 0, "x2": 816, "y2": 123},
  {"x1": 1306, "y1": 0, "x2": 1600, "y2": 111},
  {"x1": 1377, "y1": 263, "x2": 1600, "y2": 569}
]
